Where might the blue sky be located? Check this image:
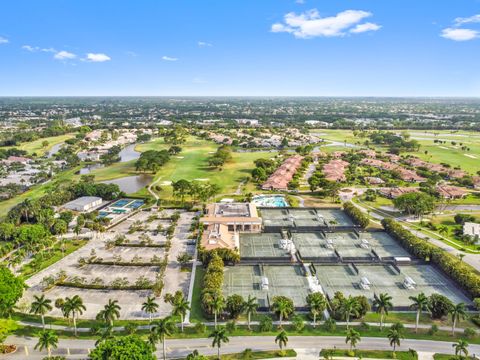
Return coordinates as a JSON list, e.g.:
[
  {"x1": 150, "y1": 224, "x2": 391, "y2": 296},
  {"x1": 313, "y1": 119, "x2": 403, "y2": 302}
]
[{"x1": 0, "y1": 0, "x2": 479, "y2": 96}]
